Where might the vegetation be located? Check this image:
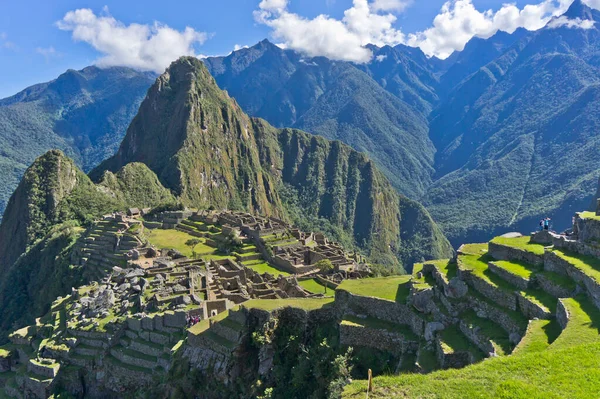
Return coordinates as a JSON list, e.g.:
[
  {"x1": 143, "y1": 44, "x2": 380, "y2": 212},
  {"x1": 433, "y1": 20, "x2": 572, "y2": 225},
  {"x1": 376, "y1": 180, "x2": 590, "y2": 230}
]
[
  {"x1": 243, "y1": 298, "x2": 335, "y2": 311},
  {"x1": 490, "y1": 236, "x2": 546, "y2": 255},
  {"x1": 337, "y1": 276, "x2": 412, "y2": 303},
  {"x1": 0, "y1": 66, "x2": 154, "y2": 220}
]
